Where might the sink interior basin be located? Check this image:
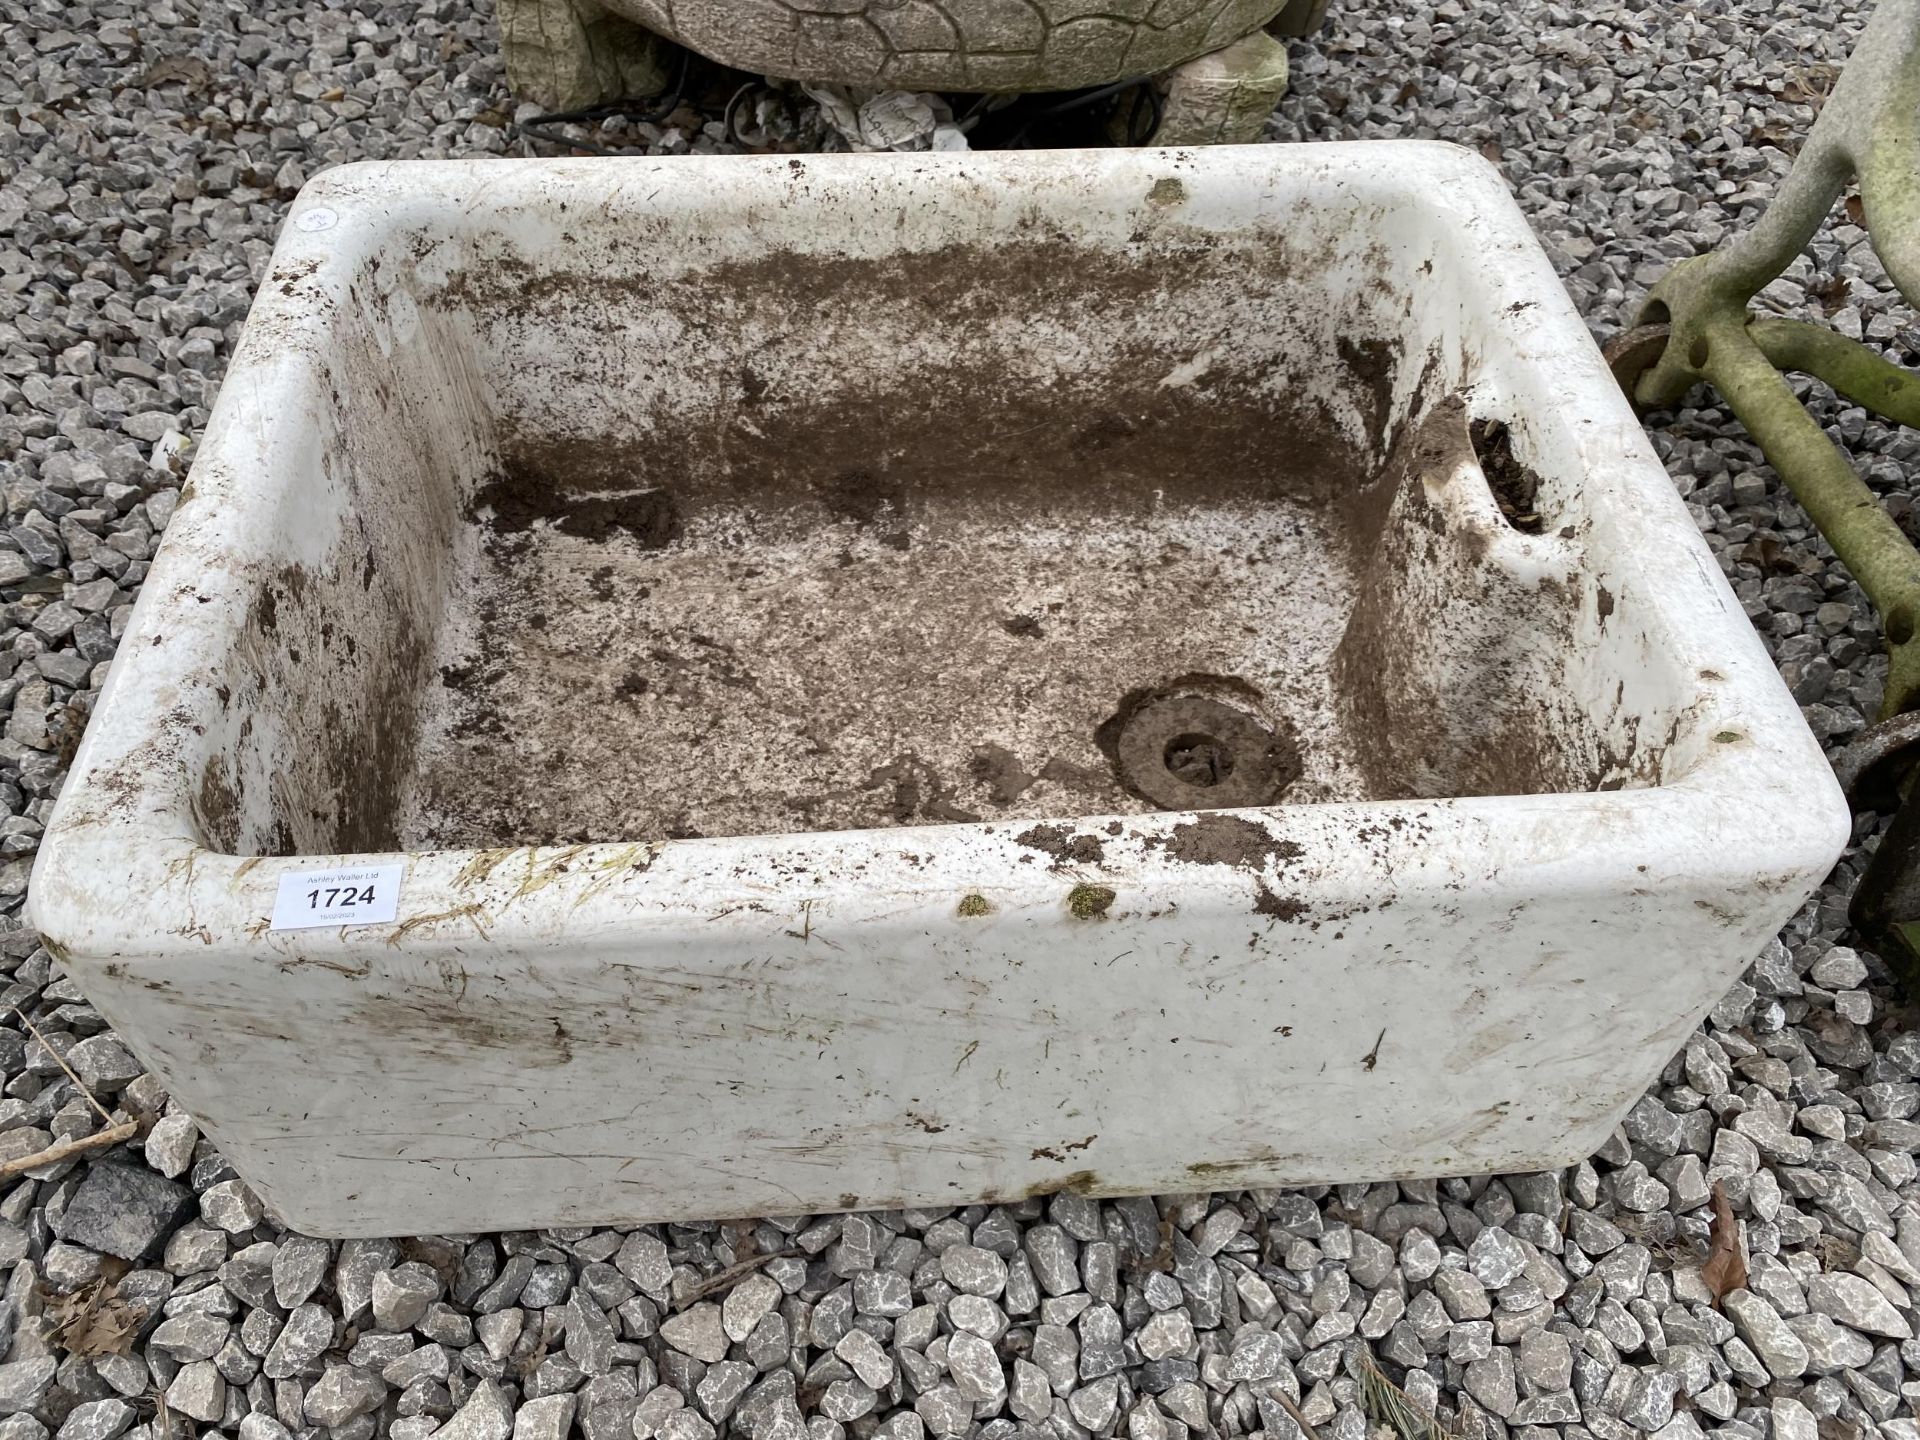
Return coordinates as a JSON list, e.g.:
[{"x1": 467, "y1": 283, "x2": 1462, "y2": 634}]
[{"x1": 190, "y1": 154, "x2": 1683, "y2": 857}]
